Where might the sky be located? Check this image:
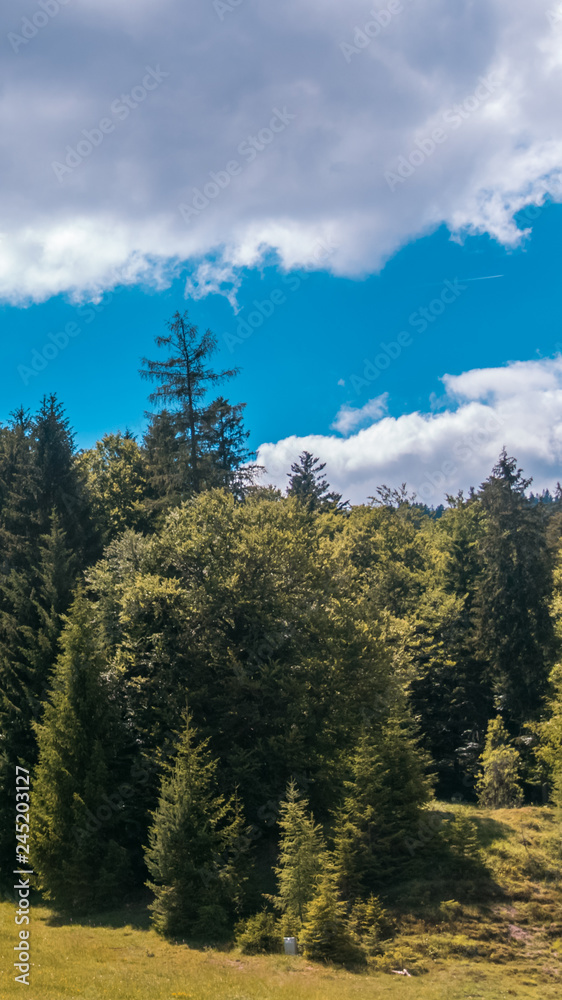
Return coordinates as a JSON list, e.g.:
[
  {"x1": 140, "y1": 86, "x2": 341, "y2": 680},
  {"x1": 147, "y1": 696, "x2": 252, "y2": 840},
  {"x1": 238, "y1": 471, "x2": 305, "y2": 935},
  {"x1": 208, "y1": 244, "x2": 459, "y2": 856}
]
[{"x1": 2, "y1": 0, "x2": 562, "y2": 503}]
